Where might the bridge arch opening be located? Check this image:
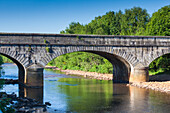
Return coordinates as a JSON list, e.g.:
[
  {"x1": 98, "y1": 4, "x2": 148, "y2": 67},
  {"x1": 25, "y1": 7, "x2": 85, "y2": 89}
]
[
  {"x1": 86, "y1": 51, "x2": 131, "y2": 82},
  {"x1": 0, "y1": 53, "x2": 25, "y2": 83},
  {"x1": 149, "y1": 53, "x2": 170, "y2": 81},
  {"x1": 46, "y1": 51, "x2": 131, "y2": 83}
]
